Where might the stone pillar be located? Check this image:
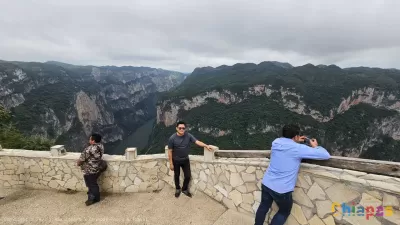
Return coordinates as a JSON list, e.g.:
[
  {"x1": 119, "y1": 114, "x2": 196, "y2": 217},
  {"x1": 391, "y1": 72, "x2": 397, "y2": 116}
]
[
  {"x1": 165, "y1": 145, "x2": 169, "y2": 158},
  {"x1": 125, "y1": 148, "x2": 137, "y2": 160},
  {"x1": 204, "y1": 145, "x2": 217, "y2": 162},
  {"x1": 50, "y1": 145, "x2": 66, "y2": 157}
]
